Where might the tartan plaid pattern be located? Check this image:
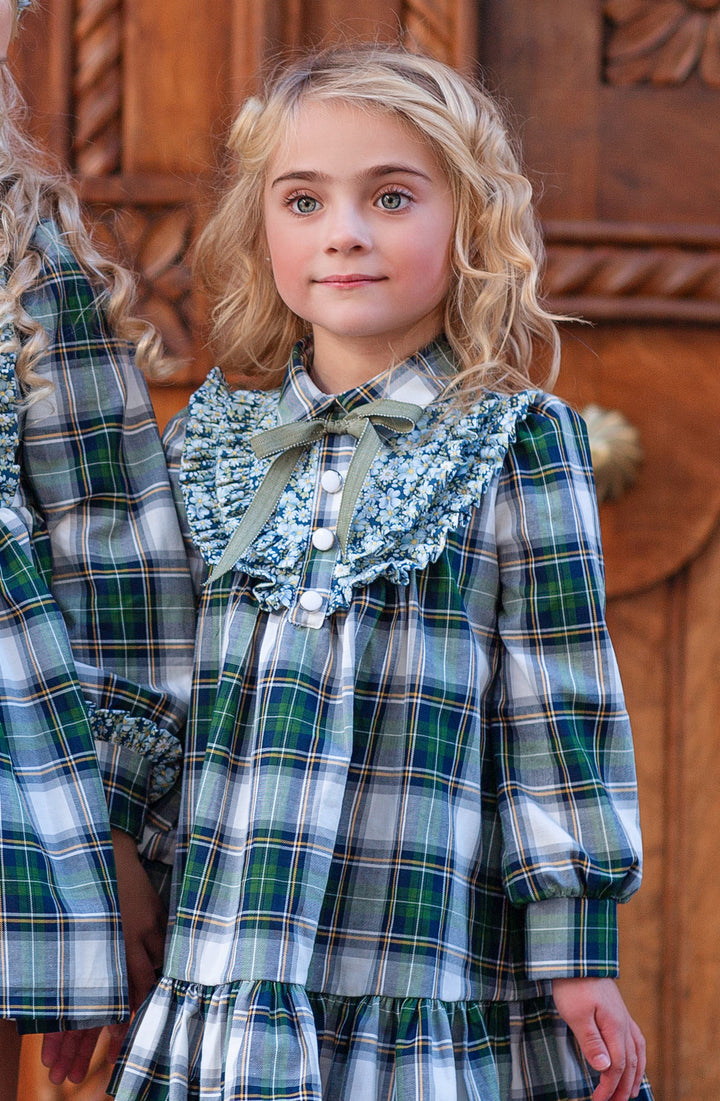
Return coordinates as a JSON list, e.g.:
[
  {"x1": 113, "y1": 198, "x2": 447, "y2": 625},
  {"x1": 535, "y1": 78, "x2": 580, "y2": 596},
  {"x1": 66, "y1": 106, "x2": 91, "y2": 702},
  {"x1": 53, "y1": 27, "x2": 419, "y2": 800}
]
[
  {"x1": 0, "y1": 518, "x2": 125, "y2": 1025},
  {"x1": 0, "y1": 221, "x2": 195, "y2": 1025},
  {"x1": 112, "y1": 349, "x2": 647, "y2": 1099}
]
